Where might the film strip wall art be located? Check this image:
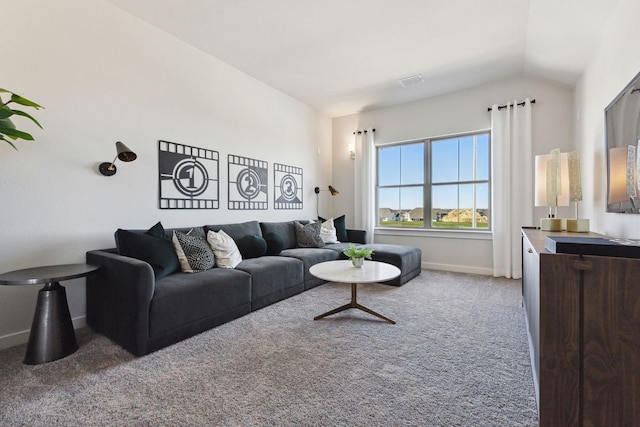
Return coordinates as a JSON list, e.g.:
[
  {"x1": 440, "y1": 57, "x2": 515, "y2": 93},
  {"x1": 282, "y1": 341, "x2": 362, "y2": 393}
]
[
  {"x1": 274, "y1": 163, "x2": 303, "y2": 209},
  {"x1": 228, "y1": 154, "x2": 268, "y2": 210},
  {"x1": 158, "y1": 140, "x2": 219, "y2": 209}
]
